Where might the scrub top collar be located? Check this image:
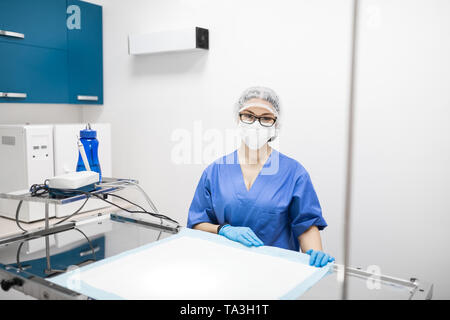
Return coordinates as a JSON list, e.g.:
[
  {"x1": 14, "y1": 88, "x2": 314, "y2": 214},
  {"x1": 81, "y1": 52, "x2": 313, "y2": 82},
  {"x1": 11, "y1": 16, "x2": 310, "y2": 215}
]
[{"x1": 230, "y1": 148, "x2": 280, "y2": 201}]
